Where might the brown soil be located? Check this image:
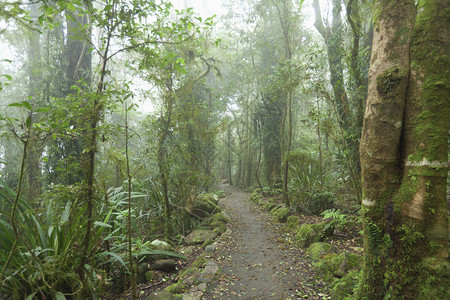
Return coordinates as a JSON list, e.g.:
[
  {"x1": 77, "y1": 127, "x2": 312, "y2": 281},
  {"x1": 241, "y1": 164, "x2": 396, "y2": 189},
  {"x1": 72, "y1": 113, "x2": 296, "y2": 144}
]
[{"x1": 202, "y1": 184, "x2": 330, "y2": 299}]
